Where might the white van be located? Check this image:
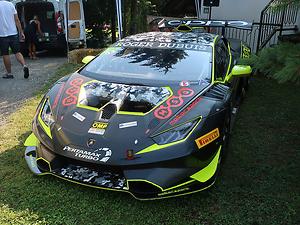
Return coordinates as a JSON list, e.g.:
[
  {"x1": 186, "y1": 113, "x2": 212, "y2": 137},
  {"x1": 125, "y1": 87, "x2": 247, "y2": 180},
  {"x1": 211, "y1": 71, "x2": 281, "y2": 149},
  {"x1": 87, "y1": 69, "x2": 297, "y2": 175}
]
[{"x1": 11, "y1": 0, "x2": 86, "y2": 53}]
